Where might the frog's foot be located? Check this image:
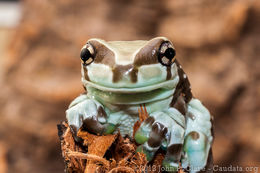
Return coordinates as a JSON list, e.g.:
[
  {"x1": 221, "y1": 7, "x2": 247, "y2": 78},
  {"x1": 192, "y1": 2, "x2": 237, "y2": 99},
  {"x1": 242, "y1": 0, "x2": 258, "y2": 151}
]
[
  {"x1": 136, "y1": 119, "x2": 168, "y2": 161},
  {"x1": 135, "y1": 109, "x2": 185, "y2": 172},
  {"x1": 181, "y1": 98, "x2": 213, "y2": 172},
  {"x1": 66, "y1": 96, "x2": 115, "y2": 141},
  {"x1": 162, "y1": 122, "x2": 185, "y2": 173},
  {"x1": 183, "y1": 131, "x2": 210, "y2": 172}
]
